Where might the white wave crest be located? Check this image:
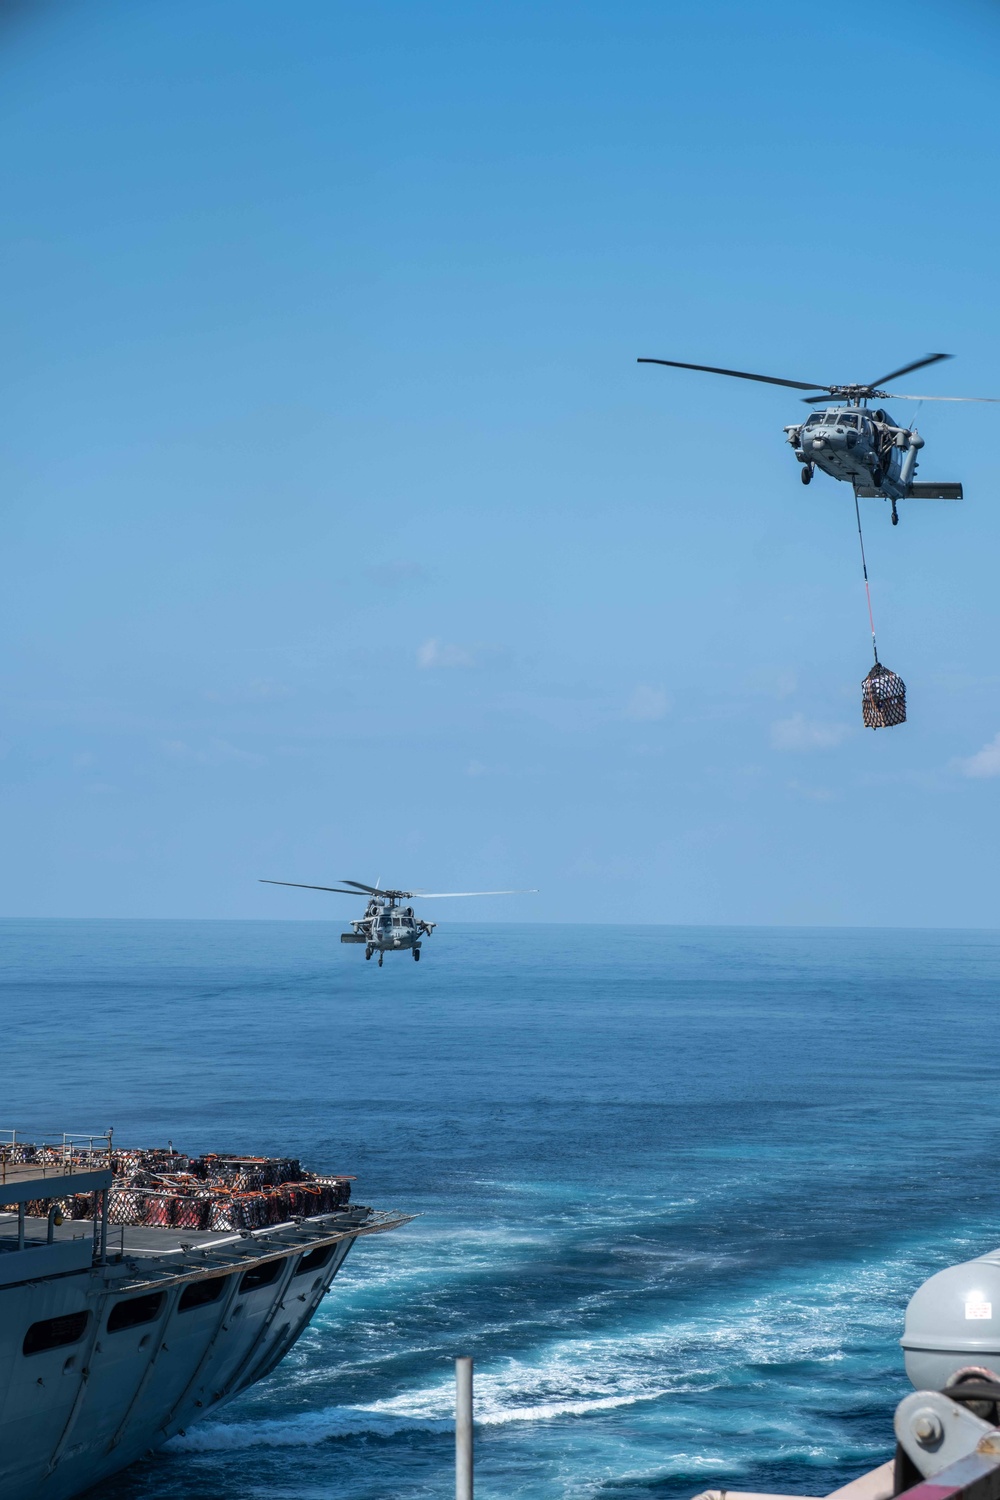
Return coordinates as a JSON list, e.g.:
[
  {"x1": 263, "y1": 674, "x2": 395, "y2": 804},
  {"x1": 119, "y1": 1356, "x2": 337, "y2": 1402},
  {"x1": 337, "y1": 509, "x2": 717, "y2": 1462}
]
[
  {"x1": 168, "y1": 1387, "x2": 669, "y2": 1453},
  {"x1": 171, "y1": 1240, "x2": 938, "y2": 1461}
]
